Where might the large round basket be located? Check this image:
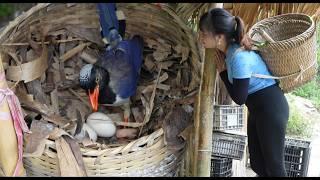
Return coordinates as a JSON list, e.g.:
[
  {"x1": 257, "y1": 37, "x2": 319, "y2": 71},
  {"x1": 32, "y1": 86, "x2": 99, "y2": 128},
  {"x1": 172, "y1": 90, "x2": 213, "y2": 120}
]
[
  {"x1": 0, "y1": 3, "x2": 201, "y2": 177},
  {"x1": 248, "y1": 13, "x2": 317, "y2": 93},
  {"x1": 23, "y1": 128, "x2": 185, "y2": 177}
]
